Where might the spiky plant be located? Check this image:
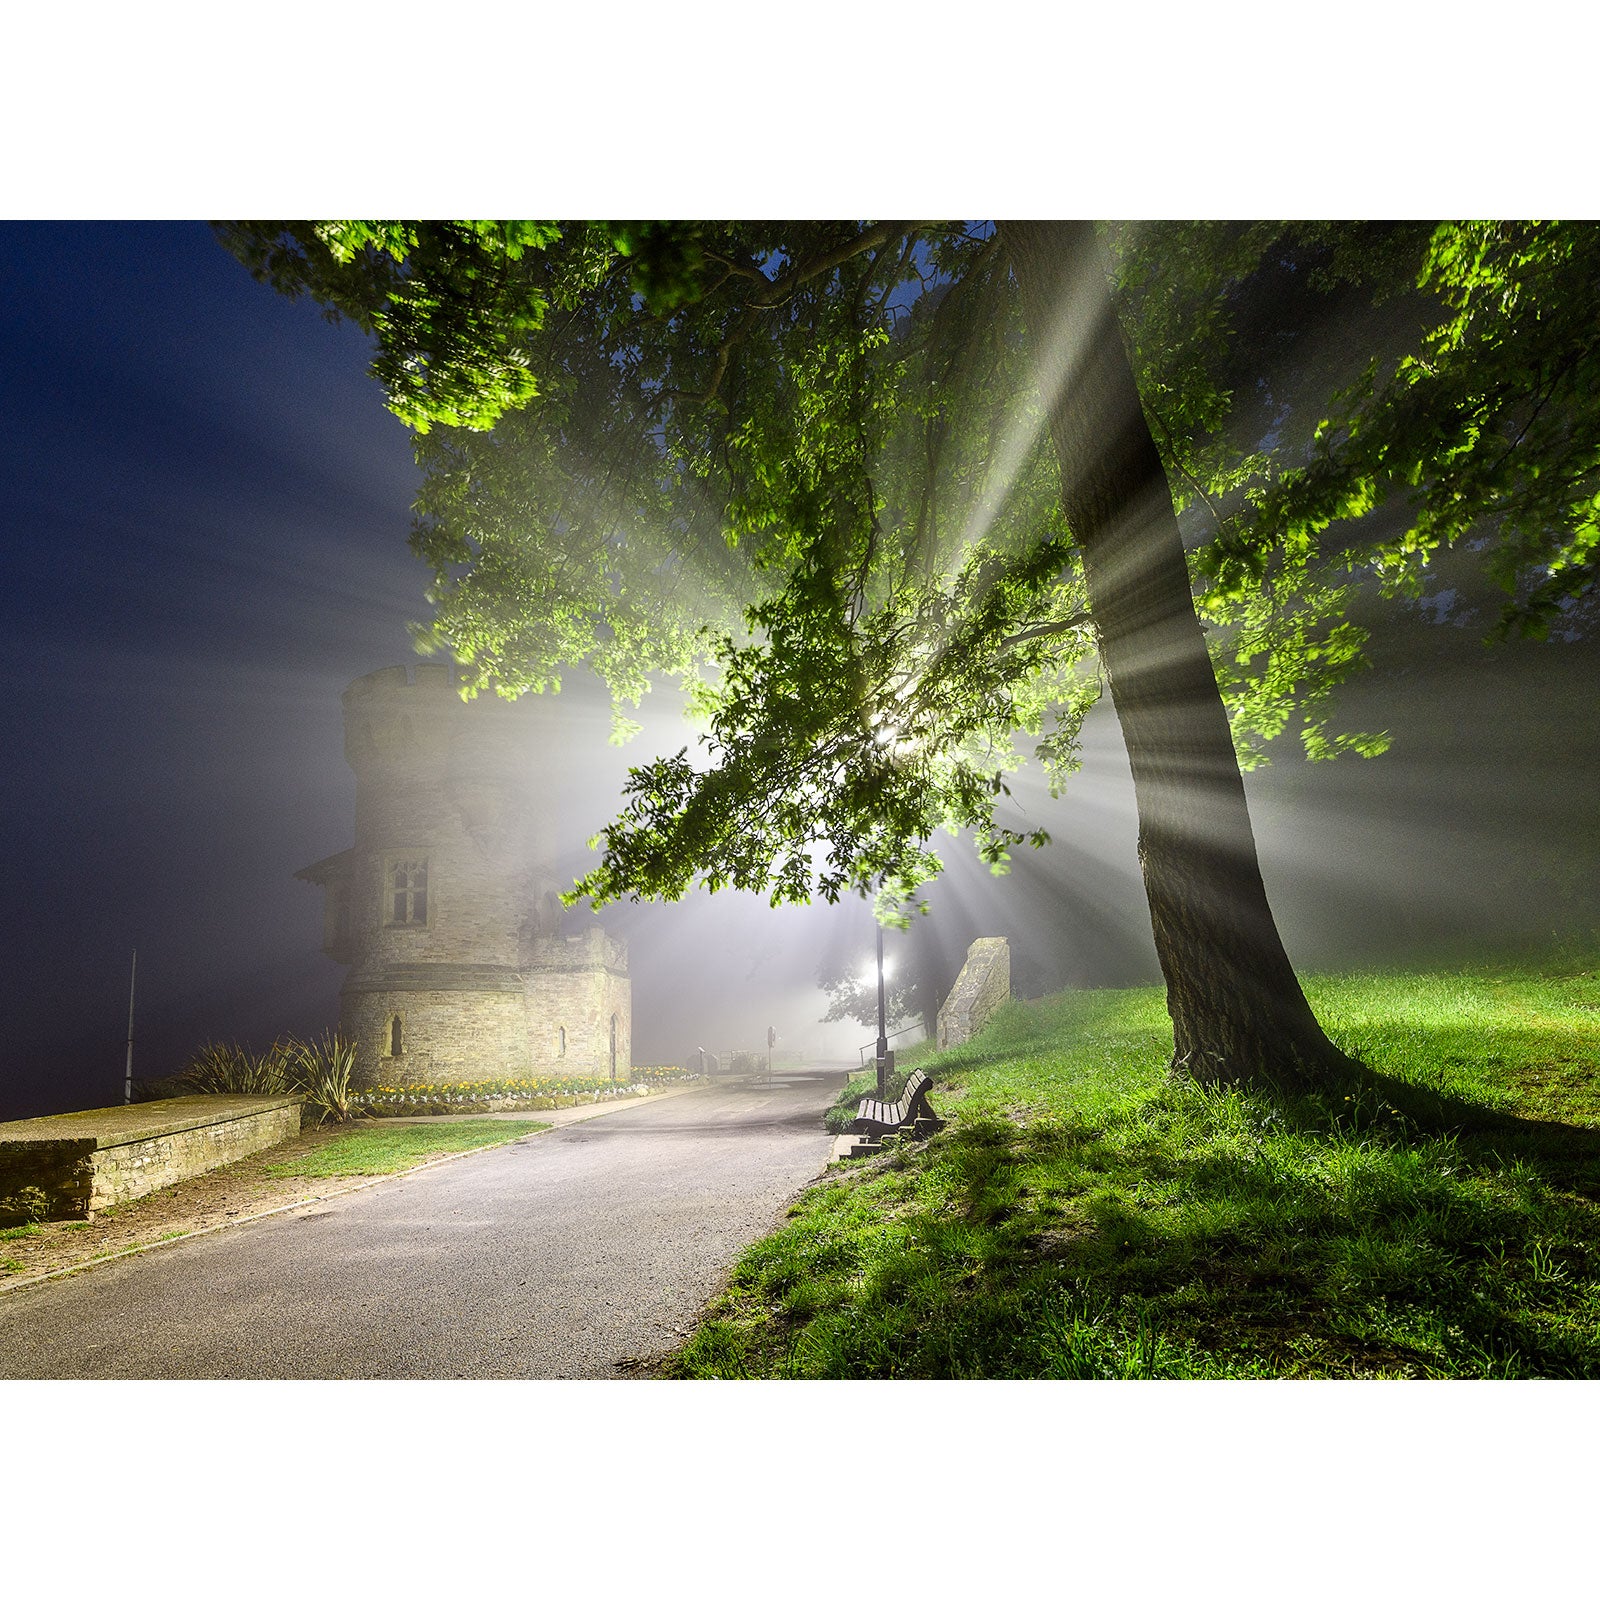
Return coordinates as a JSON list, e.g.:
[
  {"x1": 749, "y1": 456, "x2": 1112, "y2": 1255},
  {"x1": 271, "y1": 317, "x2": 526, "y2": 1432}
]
[
  {"x1": 286, "y1": 1032, "x2": 358, "y2": 1125},
  {"x1": 180, "y1": 1041, "x2": 291, "y2": 1095}
]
